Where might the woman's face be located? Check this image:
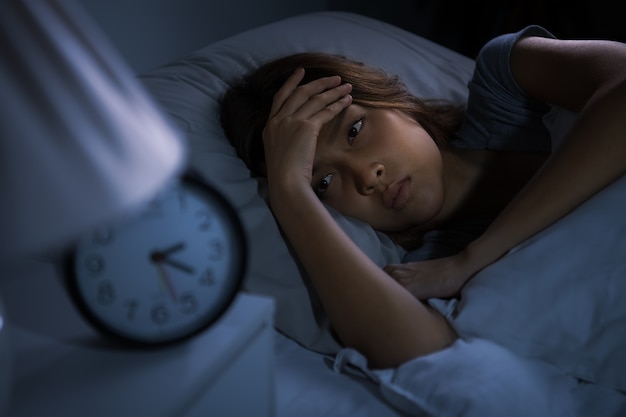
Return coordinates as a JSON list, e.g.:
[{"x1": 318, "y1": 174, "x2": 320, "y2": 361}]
[{"x1": 312, "y1": 104, "x2": 446, "y2": 232}]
